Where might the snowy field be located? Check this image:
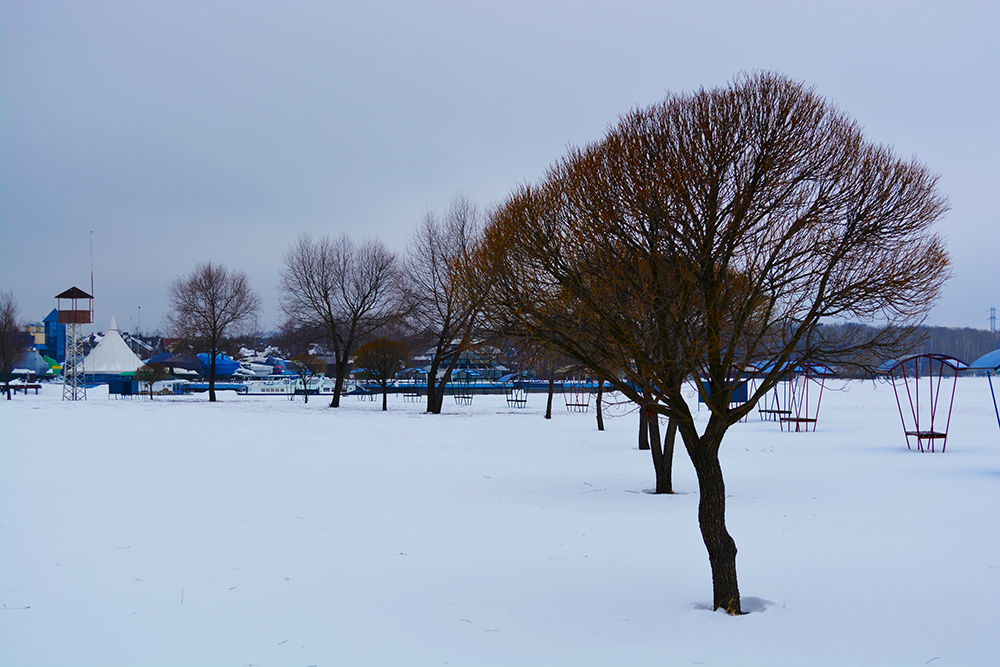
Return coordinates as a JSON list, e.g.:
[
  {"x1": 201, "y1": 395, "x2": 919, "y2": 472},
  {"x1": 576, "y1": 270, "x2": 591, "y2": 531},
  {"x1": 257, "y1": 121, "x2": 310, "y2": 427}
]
[{"x1": 2, "y1": 377, "x2": 998, "y2": 667}]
